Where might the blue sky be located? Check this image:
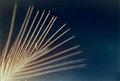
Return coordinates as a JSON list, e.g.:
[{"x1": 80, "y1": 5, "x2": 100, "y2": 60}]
[{"x1": 0, "y1": 0, "x2": 119, "y2": 81}]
